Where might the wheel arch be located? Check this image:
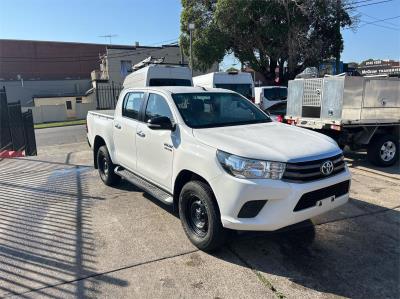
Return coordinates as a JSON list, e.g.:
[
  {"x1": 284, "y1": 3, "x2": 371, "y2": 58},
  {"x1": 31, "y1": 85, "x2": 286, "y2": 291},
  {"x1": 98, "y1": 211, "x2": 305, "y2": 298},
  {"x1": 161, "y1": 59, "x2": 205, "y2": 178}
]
[
  {"x1": 173, "y1": 169, "x2": 219, "y2": 214},
  {"x1": 93, "y1": 135, "x2": 106, "y2": 169}
]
